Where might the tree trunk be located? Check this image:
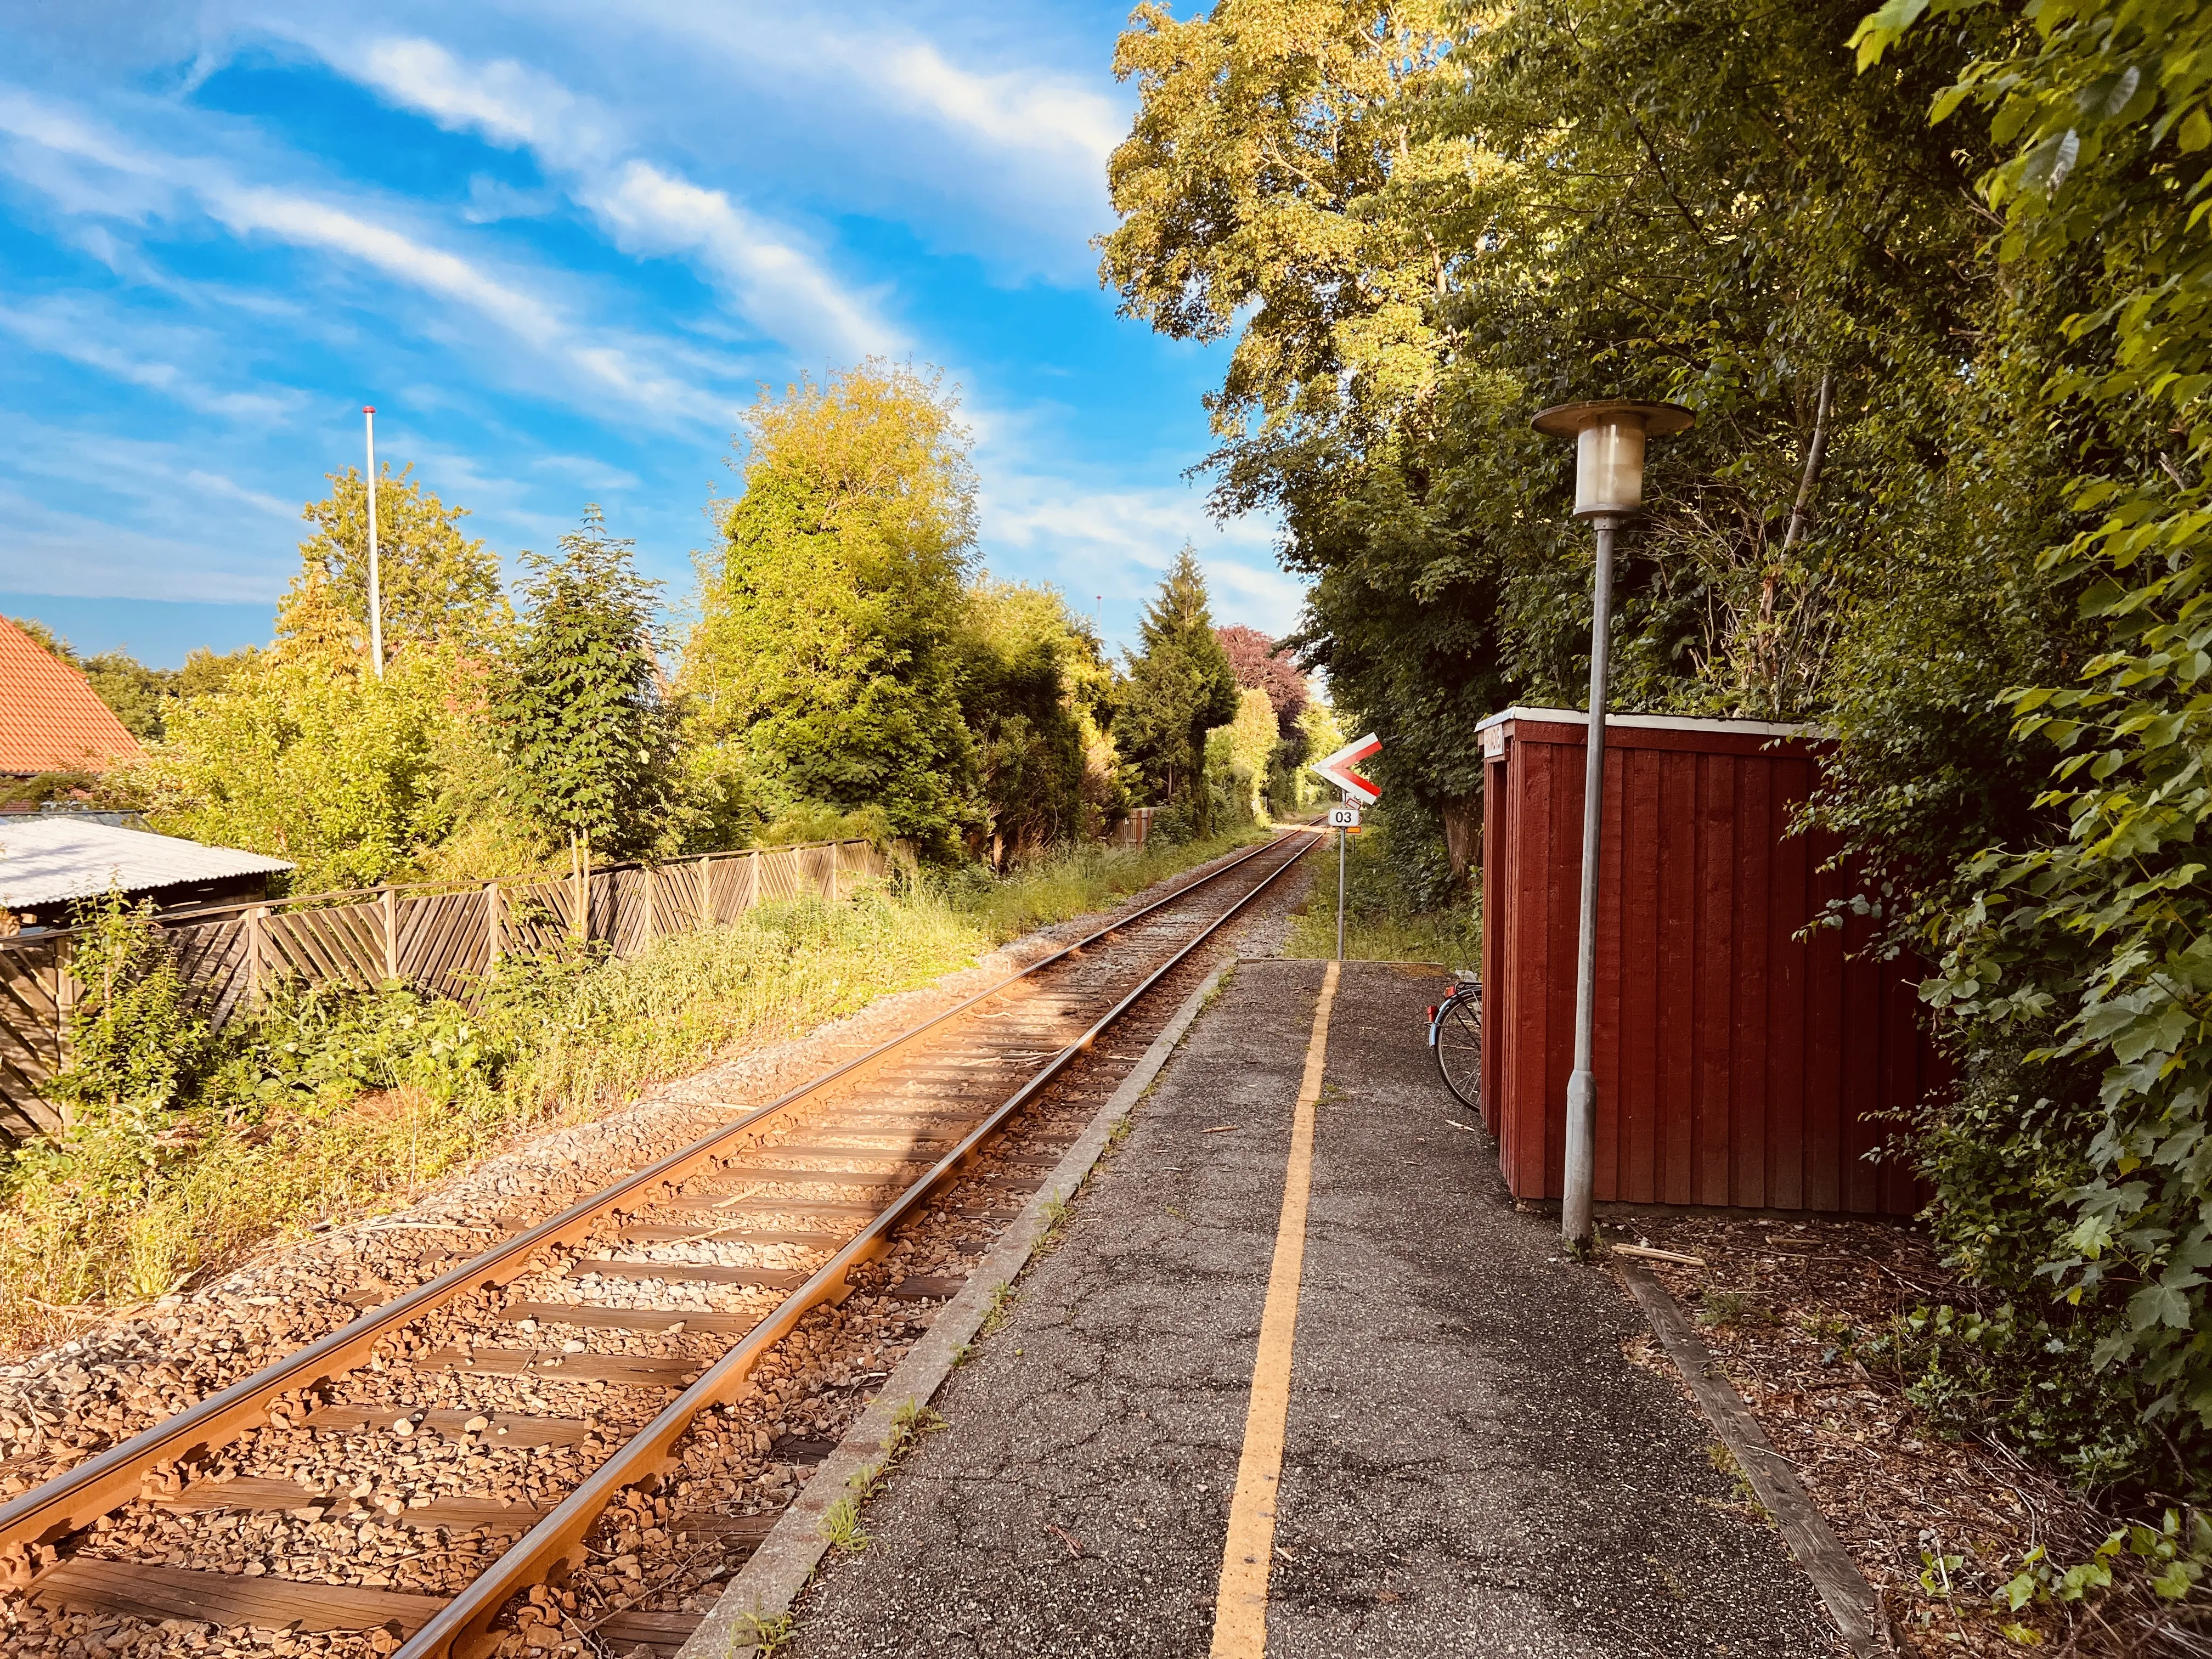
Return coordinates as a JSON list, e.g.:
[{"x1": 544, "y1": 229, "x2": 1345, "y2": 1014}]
[{"x1": 1440, "y1": 793, "x2": 1483, "y2": 885}]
